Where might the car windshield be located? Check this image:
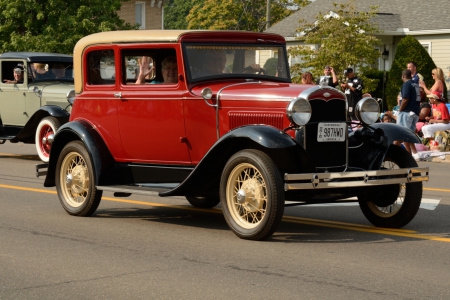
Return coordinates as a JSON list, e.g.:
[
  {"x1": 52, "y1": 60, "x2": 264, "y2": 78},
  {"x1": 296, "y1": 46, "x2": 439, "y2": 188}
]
[
  {"x1": 183, "y1": 44, "x2": 290, "y2": 82},
  {"x1": 29, "y1": 62, "x2": 73, "y2": 82}
]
